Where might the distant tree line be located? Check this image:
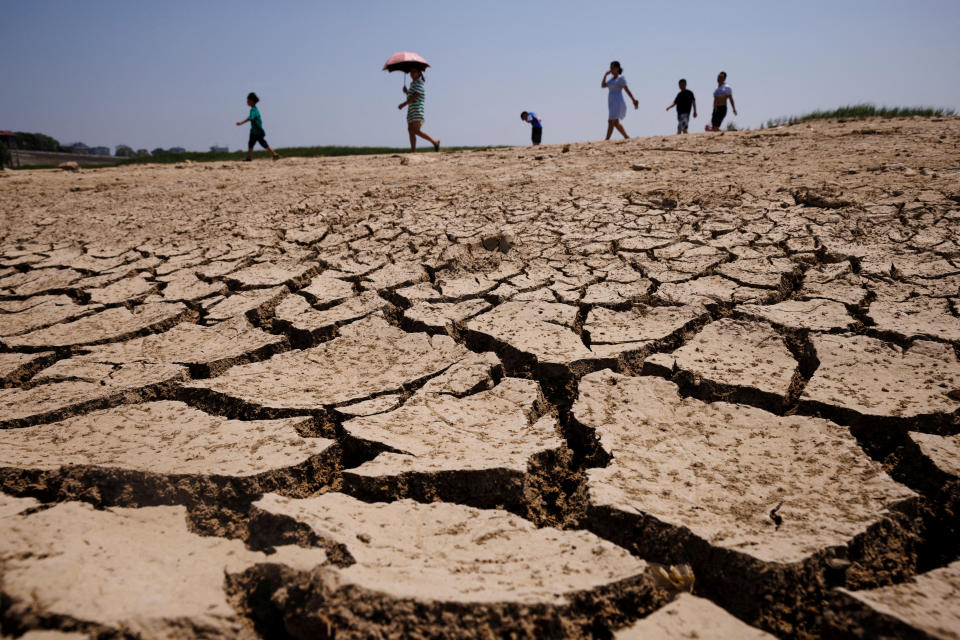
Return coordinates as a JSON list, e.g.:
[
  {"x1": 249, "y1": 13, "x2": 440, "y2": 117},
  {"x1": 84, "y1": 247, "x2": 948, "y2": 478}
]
[
  {"x1": 11, "y1": 132, "x2": 67, "y2": 152},
  {"x1": 5, "y1": 132, "x2": 187, "y2": 159}
]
